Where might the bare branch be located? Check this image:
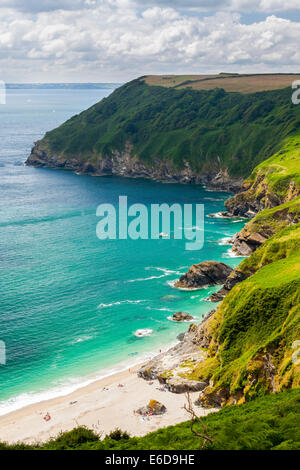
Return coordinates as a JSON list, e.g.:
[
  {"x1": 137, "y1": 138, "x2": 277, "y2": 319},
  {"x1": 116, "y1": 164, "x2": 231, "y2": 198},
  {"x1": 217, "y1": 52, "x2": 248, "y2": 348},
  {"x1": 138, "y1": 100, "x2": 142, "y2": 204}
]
[{"x1": 184, "y1": 392, "x2": 213, "y2": 449}]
